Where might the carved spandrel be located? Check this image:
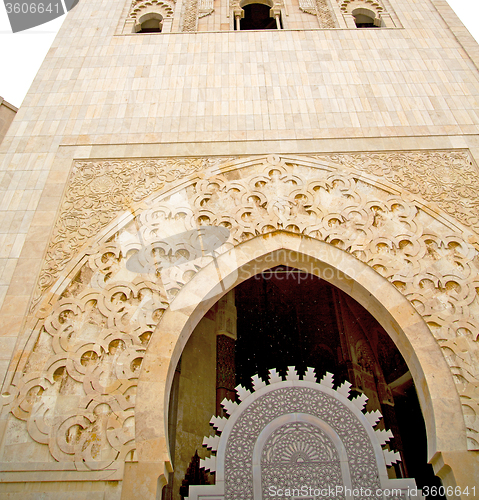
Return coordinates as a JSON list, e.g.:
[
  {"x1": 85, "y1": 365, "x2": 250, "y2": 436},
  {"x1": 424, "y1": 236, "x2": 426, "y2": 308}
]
[{"x1": 7, "y1": 152, "x2": 479, "y2": 477}]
